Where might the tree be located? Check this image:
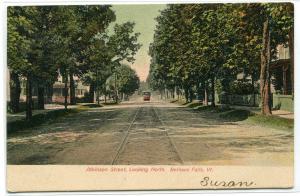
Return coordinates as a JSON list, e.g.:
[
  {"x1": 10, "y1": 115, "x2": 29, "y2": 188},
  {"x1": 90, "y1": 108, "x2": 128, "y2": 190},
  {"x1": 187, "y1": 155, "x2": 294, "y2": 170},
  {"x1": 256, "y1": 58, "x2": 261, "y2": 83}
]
[
  {"x1": 149, "y1": 3, "x2": 293, "y2": 114},
  {"x1": 29, "y1": 7, "x2": 64, "y2": 110},
  {"x1": 84, "y1": 33, "x2": 112, "y2": 104},
  {"x1": 82, "y1": 21, "x2": 141, "y2": 103},
  {"x1": 7, "y1": 7, "x2": 32, "y2": 113},
  {"x1": 250, "y1": 3, "x2": 293, "y2": 114},
  {"x1": 150, "y1": 4, "x2": 238, "y2": 104},
  {"x1": 149, "y1": 5, "x2": 190, "y2": 101},
  {"x1": 106, "y1": 22, "x2": 141, "y2": 102},
  {"x1": 7, "y1": 5, "x2": 141, "y2": 118},
  {"x1": 106, "y1": 64, "x2": 140, "y2": 100},
  {"x1": 260, "y1": 16, "x2": 272, "y2": 115},
  {"x1": 45, "y1": 6, "x2": 78, "y2": 110},
  {"x1": 8, "y1": 7, "x2": 39, "y2": 119},
  {"x1": 69, "y1": 5, "x2": 116, "y2": 105}
]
